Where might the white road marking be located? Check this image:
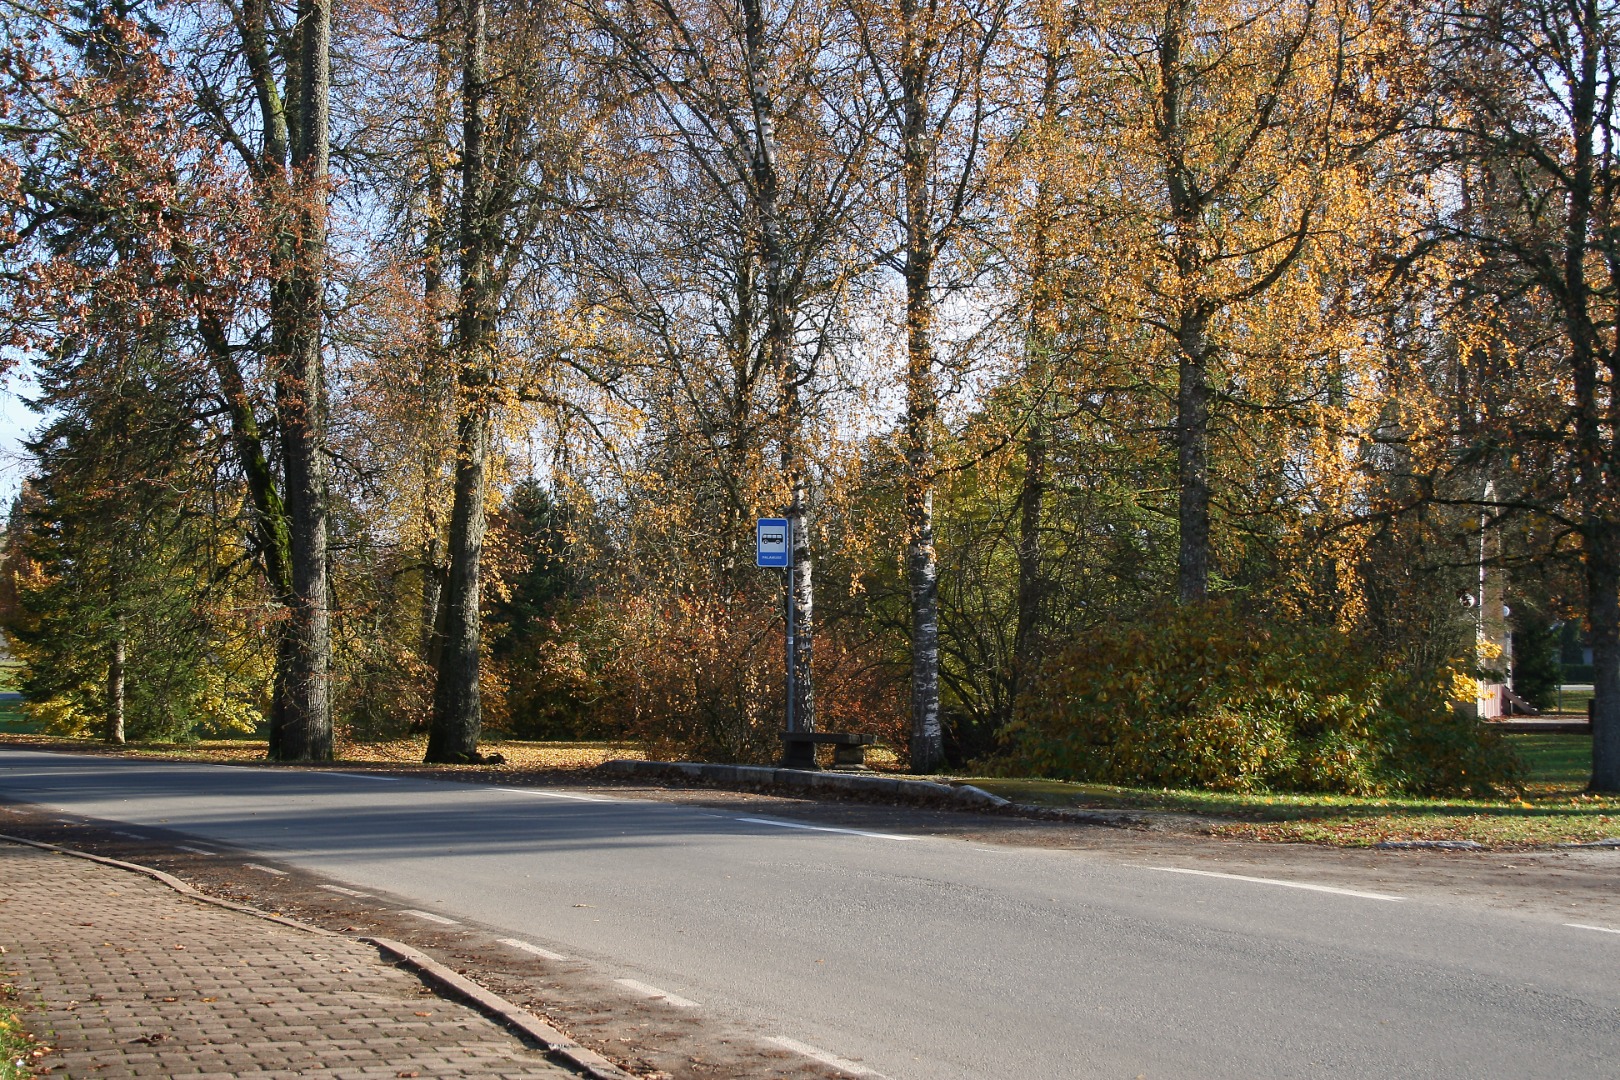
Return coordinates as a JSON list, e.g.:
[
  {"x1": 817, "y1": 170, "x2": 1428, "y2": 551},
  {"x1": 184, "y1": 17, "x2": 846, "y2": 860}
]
[
  {"x1": 1143, "y1": 866, "x2": 1402, "y2": 902},
  {"x1": 765, "y1": 1035, "x2": 886, "y2": 1077},
  {"x1": 318, "y1": 885, "x2": 373, "y2": 898},
  {"x1": 401, "y1": 909, "x2": 458, "y2": 925},
  {"x1": 111, "y1": 830, "x2": 145, "y2": 839},
  {"x1": 243, "y1": 863, "x2": 288, "y2": 876},
  {"x1": 1565, "y1": 922, "x2": 1620, "y2": 935},
  {"x1": 735, "y1": 816, "x2": 914, "y2": 842},
  {"x1": 175, "y1": 845, "x2": 214, "y2": 855},
  {"x1": 504, "y1": 789, "x2": 613, "y2": 803},
  {"x1": 330, "y1": 772, "x2": 400, "y2": 782},
  {"x1": 497, "y1": 937, "x2": 568, "y2": 961},
  {"x1": 615, "y1": 979, "x2": 699, "y2": 1007}
]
